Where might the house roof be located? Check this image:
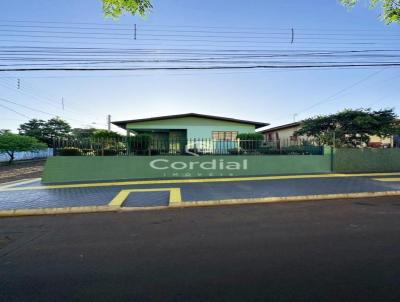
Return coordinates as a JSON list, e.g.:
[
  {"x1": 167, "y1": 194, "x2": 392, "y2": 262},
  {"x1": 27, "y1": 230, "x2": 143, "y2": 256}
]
[
  {"x1": 112, "y1": 113, "x2": 269, "y2": 129},
  {"x1": 258, "y1": 121, "x2": 302, "y2": 133}
]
